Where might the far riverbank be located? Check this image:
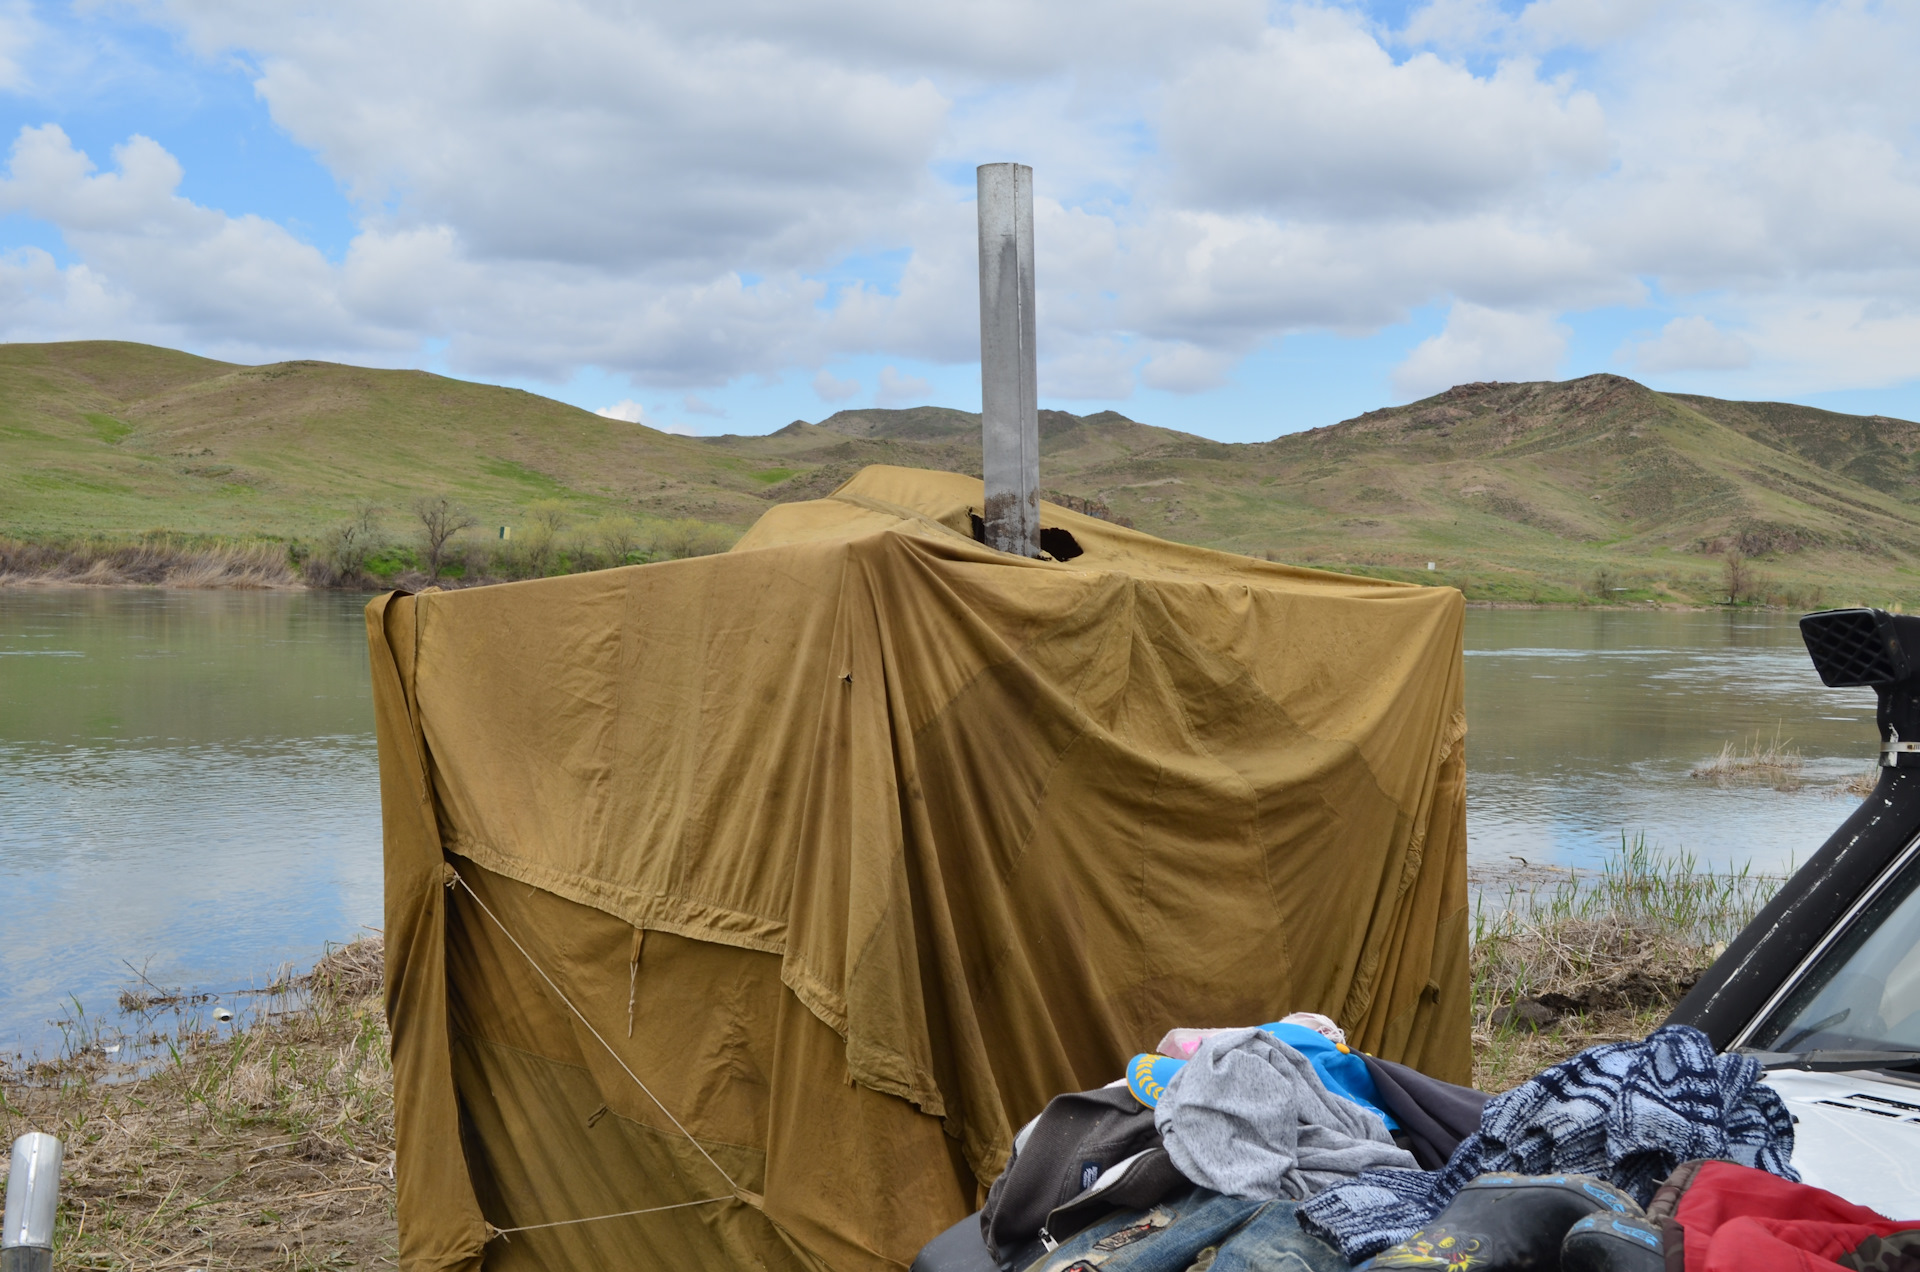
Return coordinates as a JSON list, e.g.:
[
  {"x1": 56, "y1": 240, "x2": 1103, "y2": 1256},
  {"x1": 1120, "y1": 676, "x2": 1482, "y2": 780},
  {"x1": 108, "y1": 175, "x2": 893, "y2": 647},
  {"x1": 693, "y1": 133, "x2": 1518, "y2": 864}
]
[
  {"x1": 1, "y1": 532, "x2": 1878, "y2": 613},
  {"x1": 0, "y1": 519, "x2": 736, "y2": 592}
]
